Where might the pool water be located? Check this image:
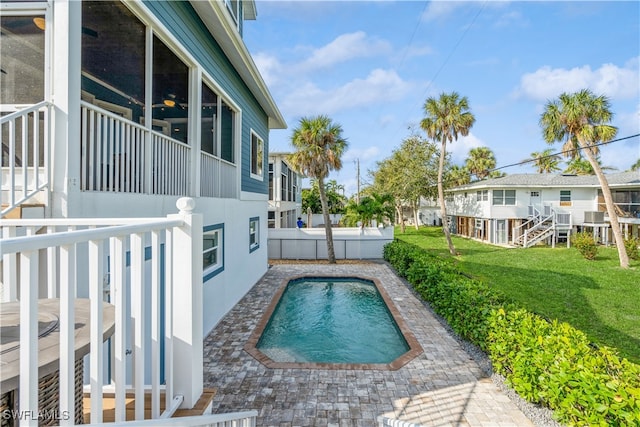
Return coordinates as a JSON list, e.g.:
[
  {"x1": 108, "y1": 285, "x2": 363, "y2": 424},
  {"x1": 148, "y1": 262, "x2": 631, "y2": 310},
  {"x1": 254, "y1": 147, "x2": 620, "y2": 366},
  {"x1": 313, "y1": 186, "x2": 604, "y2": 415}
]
[{"x1": 256, "y1": 277, "x2": 410, "y2": 364}]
